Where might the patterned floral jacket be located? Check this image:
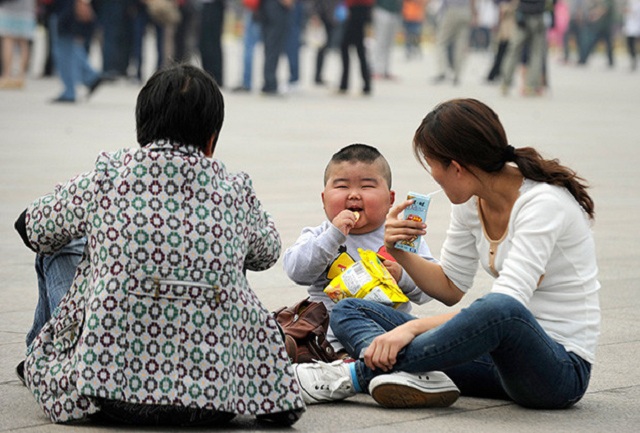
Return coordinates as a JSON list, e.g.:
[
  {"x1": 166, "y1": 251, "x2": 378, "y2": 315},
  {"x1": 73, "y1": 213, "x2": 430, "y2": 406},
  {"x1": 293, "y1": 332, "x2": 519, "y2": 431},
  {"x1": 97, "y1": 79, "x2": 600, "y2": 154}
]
[{"x1": 24, "y1": 142, "x2": 305, "y2": 422}]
